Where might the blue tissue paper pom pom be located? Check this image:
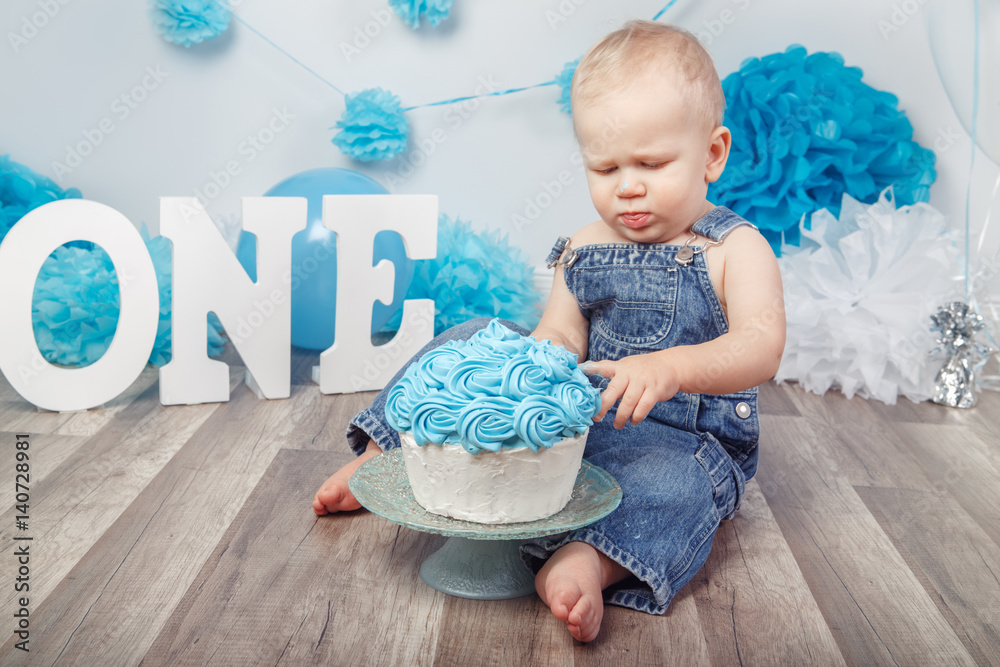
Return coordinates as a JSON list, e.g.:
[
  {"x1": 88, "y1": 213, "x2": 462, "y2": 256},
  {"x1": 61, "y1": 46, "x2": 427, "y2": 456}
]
[
  {"x1": 389, "y1": 0, "x2": 453, "y2": 29},
  {"x1": 332, "y1": 88, "x2": 410, "y2": 162},
  {"x1": 32, "y1": 245, "x2": 121, "y2": 367},
  {"x1": 381, "y1": 215, "x2": 540, "y2": 335},
  {"x1": 556, "y1": 58, "x2": 579, "y2": 115},
  {"x1": 708, "y1": 45, "x2": 936, "y2": 253},
  {"x1": 1, "y1": 154, "x2": 81, "y2": 245},
  {"x1": 30, "y1": 229, "x2": 226, "y2": 368},
  {"x1": 149, "y1": 0, "x2": 231, "y2": 48}
]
